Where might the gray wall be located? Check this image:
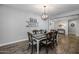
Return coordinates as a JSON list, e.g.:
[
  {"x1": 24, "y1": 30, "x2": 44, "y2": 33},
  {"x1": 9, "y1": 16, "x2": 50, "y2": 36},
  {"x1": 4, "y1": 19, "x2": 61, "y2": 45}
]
[
  {"x1": 0, "y1": 5, "x2": 49, "y2": 45},
  {"x1": 0, "y1": 5, "x2": 28, "y2": 44}
]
